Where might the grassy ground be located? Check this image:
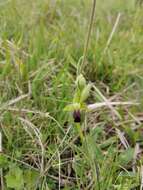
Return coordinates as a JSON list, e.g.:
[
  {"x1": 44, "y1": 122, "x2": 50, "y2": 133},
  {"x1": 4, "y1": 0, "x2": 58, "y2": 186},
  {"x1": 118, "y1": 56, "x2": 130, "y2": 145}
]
[{"x1": 0, "y1": 0, "x2": 143, "y2": 189}]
